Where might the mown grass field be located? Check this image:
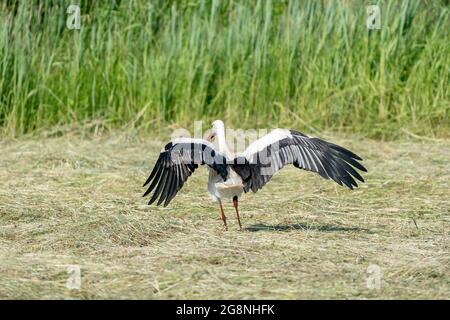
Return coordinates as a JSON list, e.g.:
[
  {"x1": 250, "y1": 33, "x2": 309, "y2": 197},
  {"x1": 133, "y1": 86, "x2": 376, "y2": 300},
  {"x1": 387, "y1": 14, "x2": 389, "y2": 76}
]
[
  {"x1": 0, "y1": 0, "x2": 448, "y2": 301},
  {"x1": 0, "y1": 131, "x2": 448, "y2": 299}
]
